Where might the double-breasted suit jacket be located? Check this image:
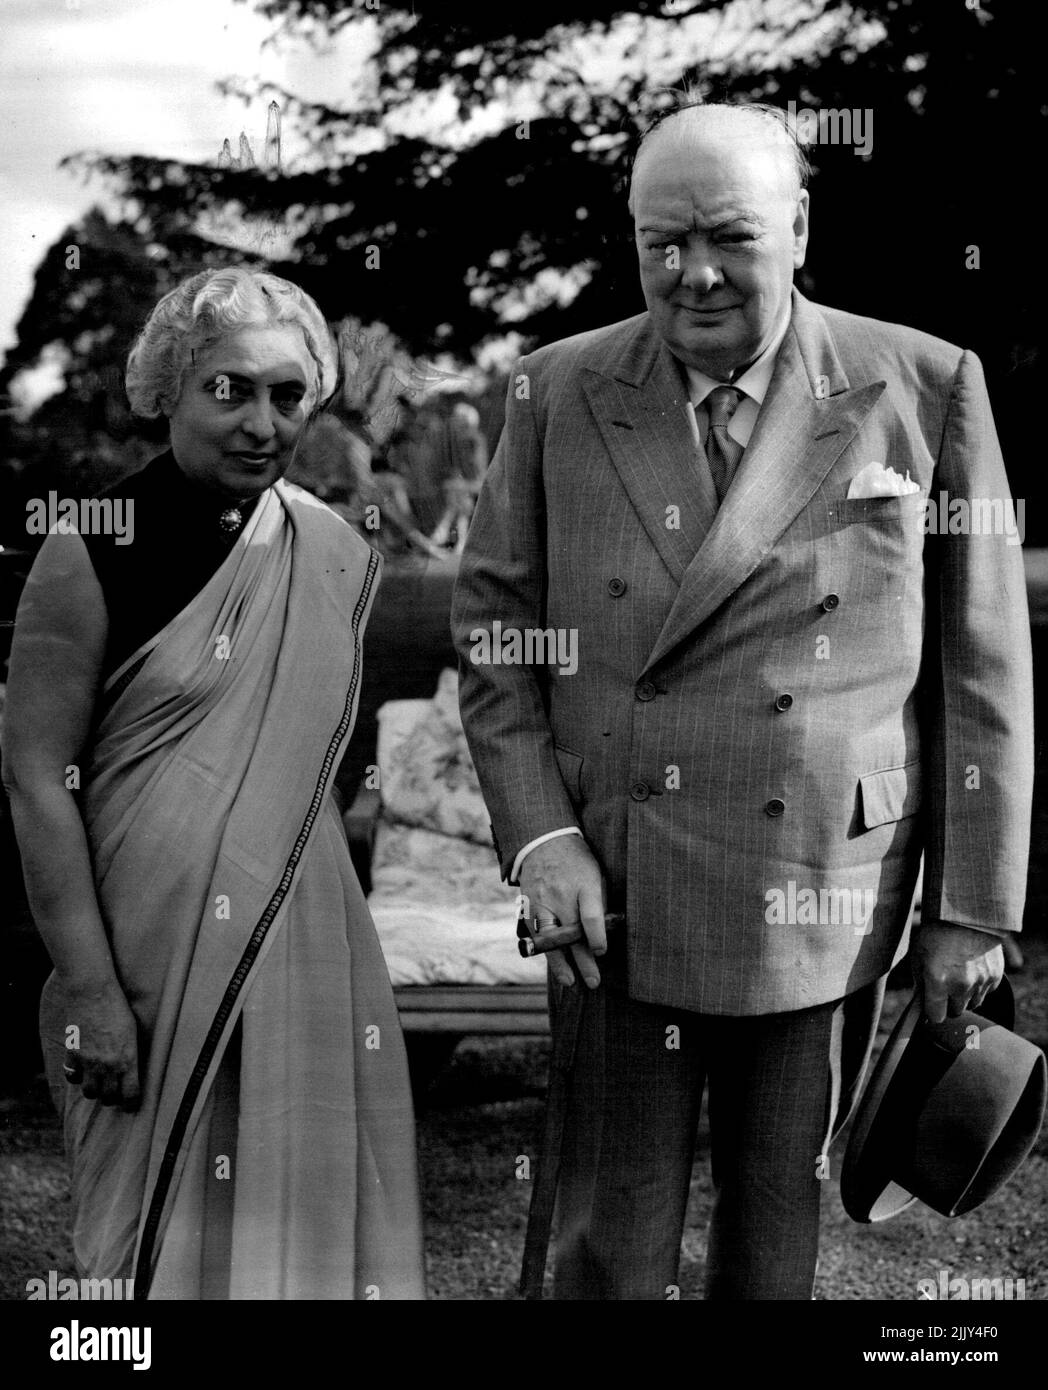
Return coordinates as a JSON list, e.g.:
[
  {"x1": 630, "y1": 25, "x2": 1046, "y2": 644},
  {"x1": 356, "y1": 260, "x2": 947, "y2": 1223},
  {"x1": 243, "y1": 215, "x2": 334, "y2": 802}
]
[{"x1": 451, "y1": 290, "x2": 1033, "y2": 1016}]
